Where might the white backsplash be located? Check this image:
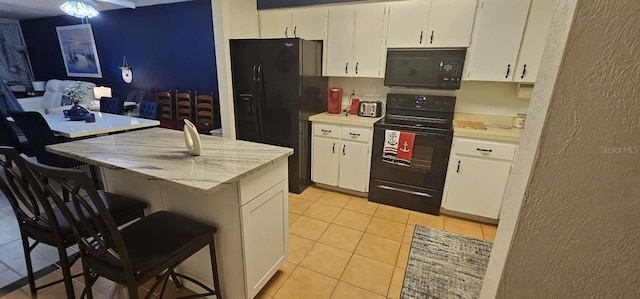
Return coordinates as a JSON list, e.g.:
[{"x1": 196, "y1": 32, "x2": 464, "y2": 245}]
[{"x1": 327, "y1": 77, "x2": 531, "y2": 117}]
